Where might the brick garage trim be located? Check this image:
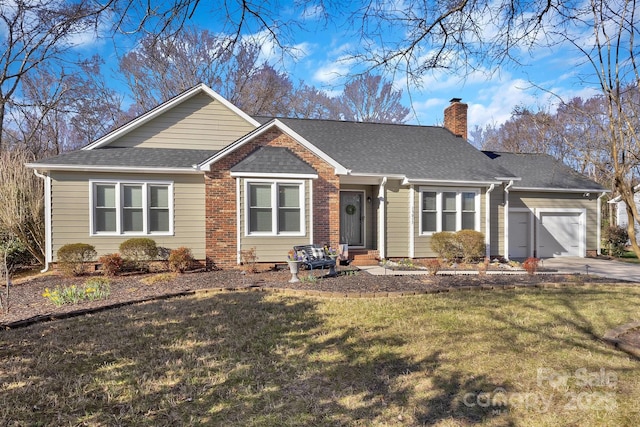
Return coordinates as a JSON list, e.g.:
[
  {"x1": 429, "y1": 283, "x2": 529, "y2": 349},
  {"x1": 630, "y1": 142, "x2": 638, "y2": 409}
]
[{"x1": 205, "y1": 129, "x2": 340, "y2": 268}]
